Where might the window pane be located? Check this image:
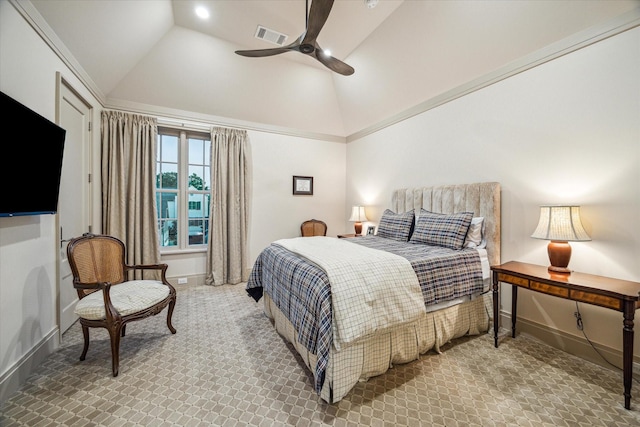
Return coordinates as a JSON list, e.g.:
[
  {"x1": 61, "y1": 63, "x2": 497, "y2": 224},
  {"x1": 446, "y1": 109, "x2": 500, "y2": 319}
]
[
  {"x1": 188, "y1": 136, "x2": 209, "y2": 191},
  {"x1": 188, "y1": 166, "x2": 204, "y2": 190},
  {"x1": 188, "y1": 218, "x2": 204, "y2": 245},
  {"x1": 157, "y1": 191, "x2": 178, "y2": 248},
  {"x1": 159, "y1": 219, "x2": 177, "y2": 247},
  {"x1": 203, "y1": 218, "x2": 209, "y2": 244},
  {"x1": 188, "y1": 138, "x2": 204, "y2": 164},
  {"x1": 157, "y1": 192, "x2": 178, "y2": 219},
  {"x1": 158, "y1": 164, "x2": 178, "y2": 189},
  {"x1": 203, "y1": 193, "x2": 210, "y2": 244},
  {"x1": 203, "y1": 166, "x2": 210, "y2": 190},
  {"x1": 187, "y1": 193, "x2": 209, "y2": 246},
  {"x1": 161, "y1": 135, "x2": 178, "y2": 163},
  {"x1": 187, "y1": 193, "x2": 204, "y2": 218}
]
